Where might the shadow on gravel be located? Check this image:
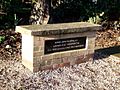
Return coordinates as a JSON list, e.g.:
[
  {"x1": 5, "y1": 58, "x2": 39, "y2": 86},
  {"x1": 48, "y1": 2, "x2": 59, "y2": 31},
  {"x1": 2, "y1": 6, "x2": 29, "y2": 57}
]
[{"x1": 94, "y1": 45, "x2": 120, "y2": 60}]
